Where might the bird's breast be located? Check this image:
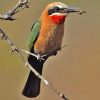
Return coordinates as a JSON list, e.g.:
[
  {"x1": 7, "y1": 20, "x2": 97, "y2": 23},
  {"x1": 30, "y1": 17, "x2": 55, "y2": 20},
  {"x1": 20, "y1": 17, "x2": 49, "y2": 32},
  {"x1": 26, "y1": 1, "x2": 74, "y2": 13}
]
[
  {"x1": 50, "y1": 15, "x2": 65, "y2": 24},
  {"x1": 34, "y1": 20, "x2": 64, "y2": 55}
]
